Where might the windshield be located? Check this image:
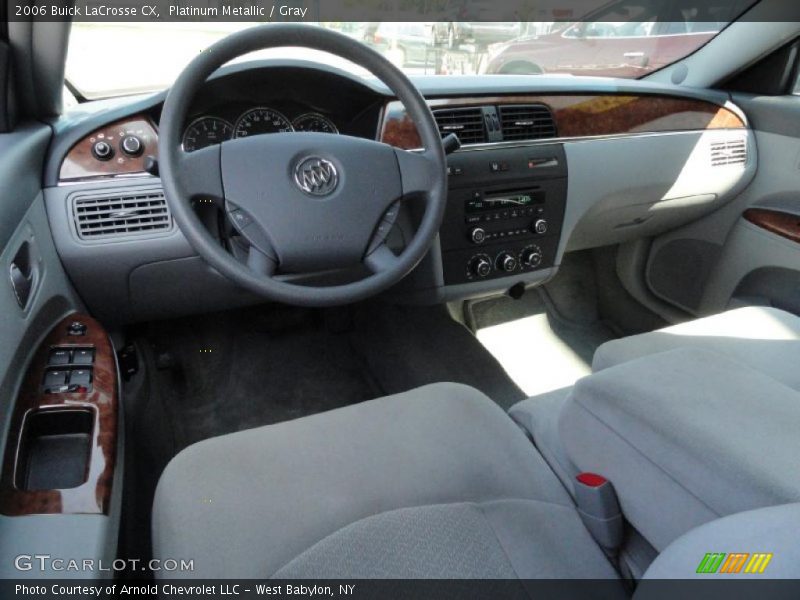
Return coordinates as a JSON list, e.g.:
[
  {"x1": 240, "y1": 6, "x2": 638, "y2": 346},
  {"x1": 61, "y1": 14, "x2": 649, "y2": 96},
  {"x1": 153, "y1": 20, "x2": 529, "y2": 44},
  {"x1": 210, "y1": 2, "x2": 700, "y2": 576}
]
[{"x1": 66, "y1": 5, "x2": 747, "y2": 99}]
